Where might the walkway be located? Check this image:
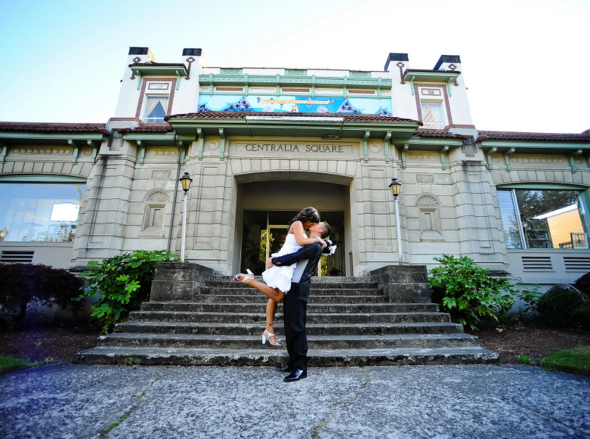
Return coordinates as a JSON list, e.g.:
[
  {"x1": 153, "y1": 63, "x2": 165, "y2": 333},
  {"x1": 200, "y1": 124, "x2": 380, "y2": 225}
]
[{"x1": 1, "y1": 364, "x2": 588, "y2": 438}]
